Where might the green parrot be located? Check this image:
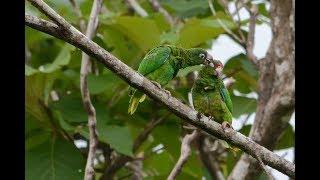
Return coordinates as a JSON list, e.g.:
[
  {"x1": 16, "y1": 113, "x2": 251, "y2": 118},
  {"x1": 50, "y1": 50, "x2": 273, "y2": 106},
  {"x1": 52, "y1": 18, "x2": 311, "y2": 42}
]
[
  {"x1": 191, "y1": 64, "x2": 239, "y2": 153},
  {"x1": 191, "y1": 63, "x2": 233, "y2": 131},
  {"x1": 128, "y1": 45, "x2": 216, "y2": 115}
]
